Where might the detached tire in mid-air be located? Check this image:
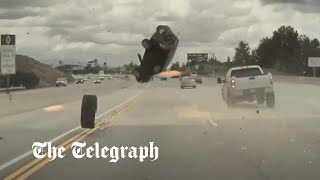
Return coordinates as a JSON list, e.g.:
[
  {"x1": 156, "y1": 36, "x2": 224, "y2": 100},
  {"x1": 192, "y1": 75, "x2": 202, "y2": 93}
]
[
  {"x1": 80, "y1": 95, "x2": 97, "y2": 129},
  {"x1": 266, "y1": 93, "x2": 275, "y2": 108}
]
